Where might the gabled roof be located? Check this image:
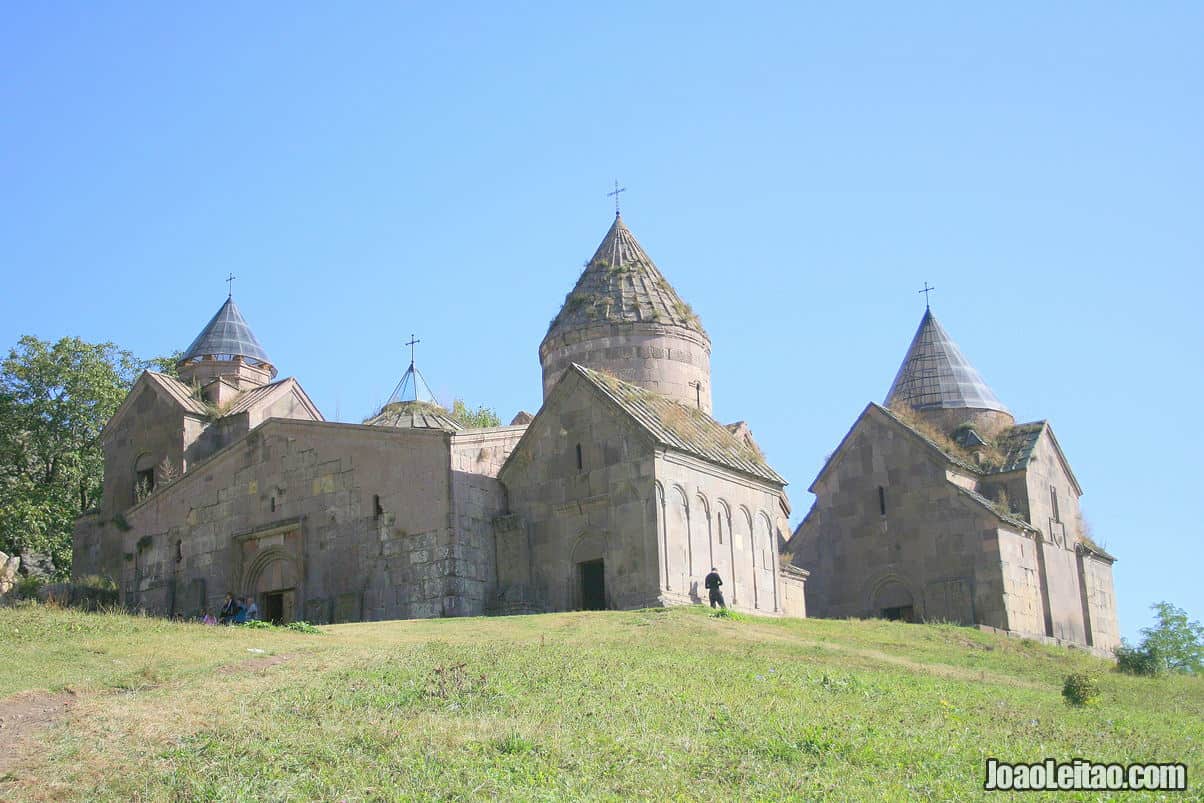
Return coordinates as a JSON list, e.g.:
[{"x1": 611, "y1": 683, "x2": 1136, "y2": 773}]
[
  {"x1": 145, "y1": 372, "x2": 208, "y2": 415},
  {"x1": 180, "y1": 297, "x2": 275, "y2": 376},
  {"x1": 543, "y1": 216, "x2": 707, "y2": 342},
  {"x1": 885, "y1": 309, "x2": 1010, "y2": 415},
  {"x1": 222, "y1": 377, "x2": 324, "y2": 421},
  {"x1": 99, "y1": 371, "x2": 207, "y2": 440},
  {"x1": 991, "y1": 420, "x2": 1083, "y2": 496},
  {"x1": 574, "y1": 364, "x2": 784, "y2": 485},
  {"x1": 993, "y1": 422, "x2": 1046, "y2": 473},
  {"x1": 808, "y1": 403, "x2": 977, "y2": 493}
]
